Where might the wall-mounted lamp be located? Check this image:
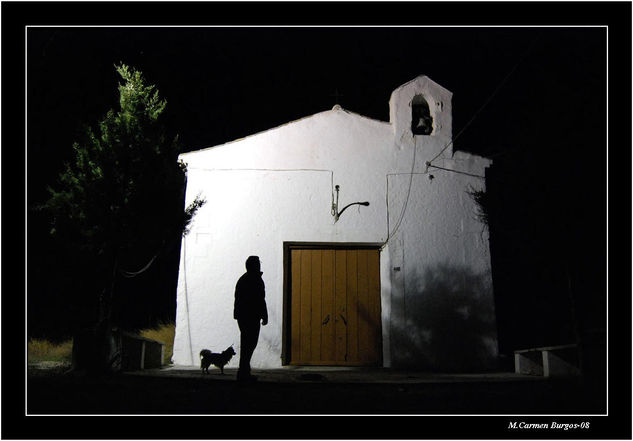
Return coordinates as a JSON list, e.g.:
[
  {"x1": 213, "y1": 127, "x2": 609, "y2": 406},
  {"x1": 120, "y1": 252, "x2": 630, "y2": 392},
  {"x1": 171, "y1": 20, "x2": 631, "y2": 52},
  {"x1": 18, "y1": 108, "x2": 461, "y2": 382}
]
[{"x1": 332, "y1": 184, "x2": 370, "y2": 222}]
